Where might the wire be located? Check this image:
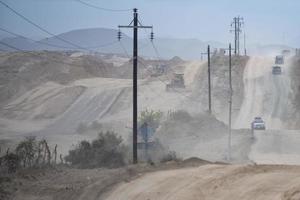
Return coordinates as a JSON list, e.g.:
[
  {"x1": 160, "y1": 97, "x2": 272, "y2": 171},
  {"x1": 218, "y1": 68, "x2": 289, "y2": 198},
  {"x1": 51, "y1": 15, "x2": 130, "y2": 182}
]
[
  {"x1": 0, "y1": 0, "x2": 92, "y2": 51},
  {"x1": 85, "y1": 40, "x2": 119, "y2": 49},
  {"x1": 119, "y1": 40, "x2": 131, "y2": 58},
  {"x1": 0, "y1": 27, "x2": 71, "y2": 49},
  {"x1": 0, "y1": 41, "x2": 23, "y2": 51},
  {"x1": 75, "y1": 0, "x2": 132, "y2": 12},
  {"x1": 0, "y1": 27, "x2": 119, "y2": 51}
]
